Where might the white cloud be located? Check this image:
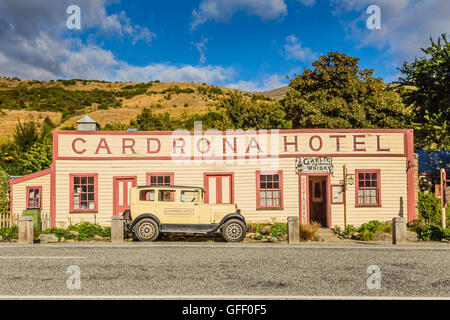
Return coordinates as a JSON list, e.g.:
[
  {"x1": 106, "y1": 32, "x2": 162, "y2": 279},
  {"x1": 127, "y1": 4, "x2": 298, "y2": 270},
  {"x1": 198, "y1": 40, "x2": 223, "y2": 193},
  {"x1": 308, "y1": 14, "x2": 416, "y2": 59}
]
[
  {"x1": 297, "y1": 0, "x2": 316, "y2": 7},
  {"x1": 226, "y1": 74, "x2": 288, "y2": 92},
  {"x1": 283, "y1": 35, "x2": 316, "y2": 61},
  {"x1": 191, "y1": 0, "x2": 288, "y2": 29},
  {"x1": 193, "y1": 36, "x2": 210, "y2": 64},
  {"x1": 332, "y1": 0, "x2": 450, "y2": 63}
]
